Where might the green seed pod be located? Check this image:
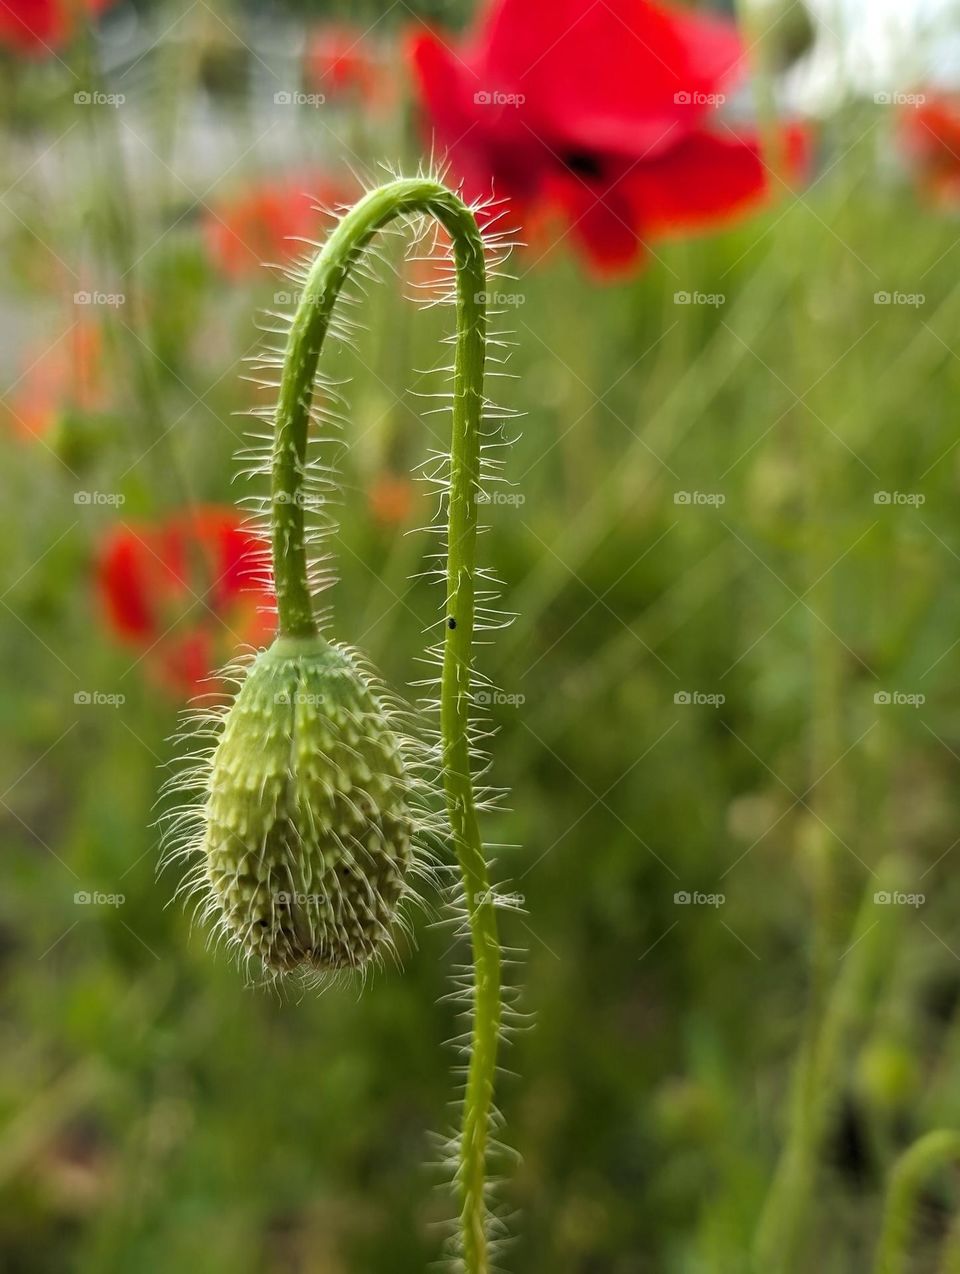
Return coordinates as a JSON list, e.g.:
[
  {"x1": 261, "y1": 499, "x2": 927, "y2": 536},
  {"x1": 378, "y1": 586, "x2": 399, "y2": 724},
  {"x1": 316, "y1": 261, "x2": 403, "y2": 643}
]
[{"x1": 202, "y1": 634, "x2": 414, "y2": 974}]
